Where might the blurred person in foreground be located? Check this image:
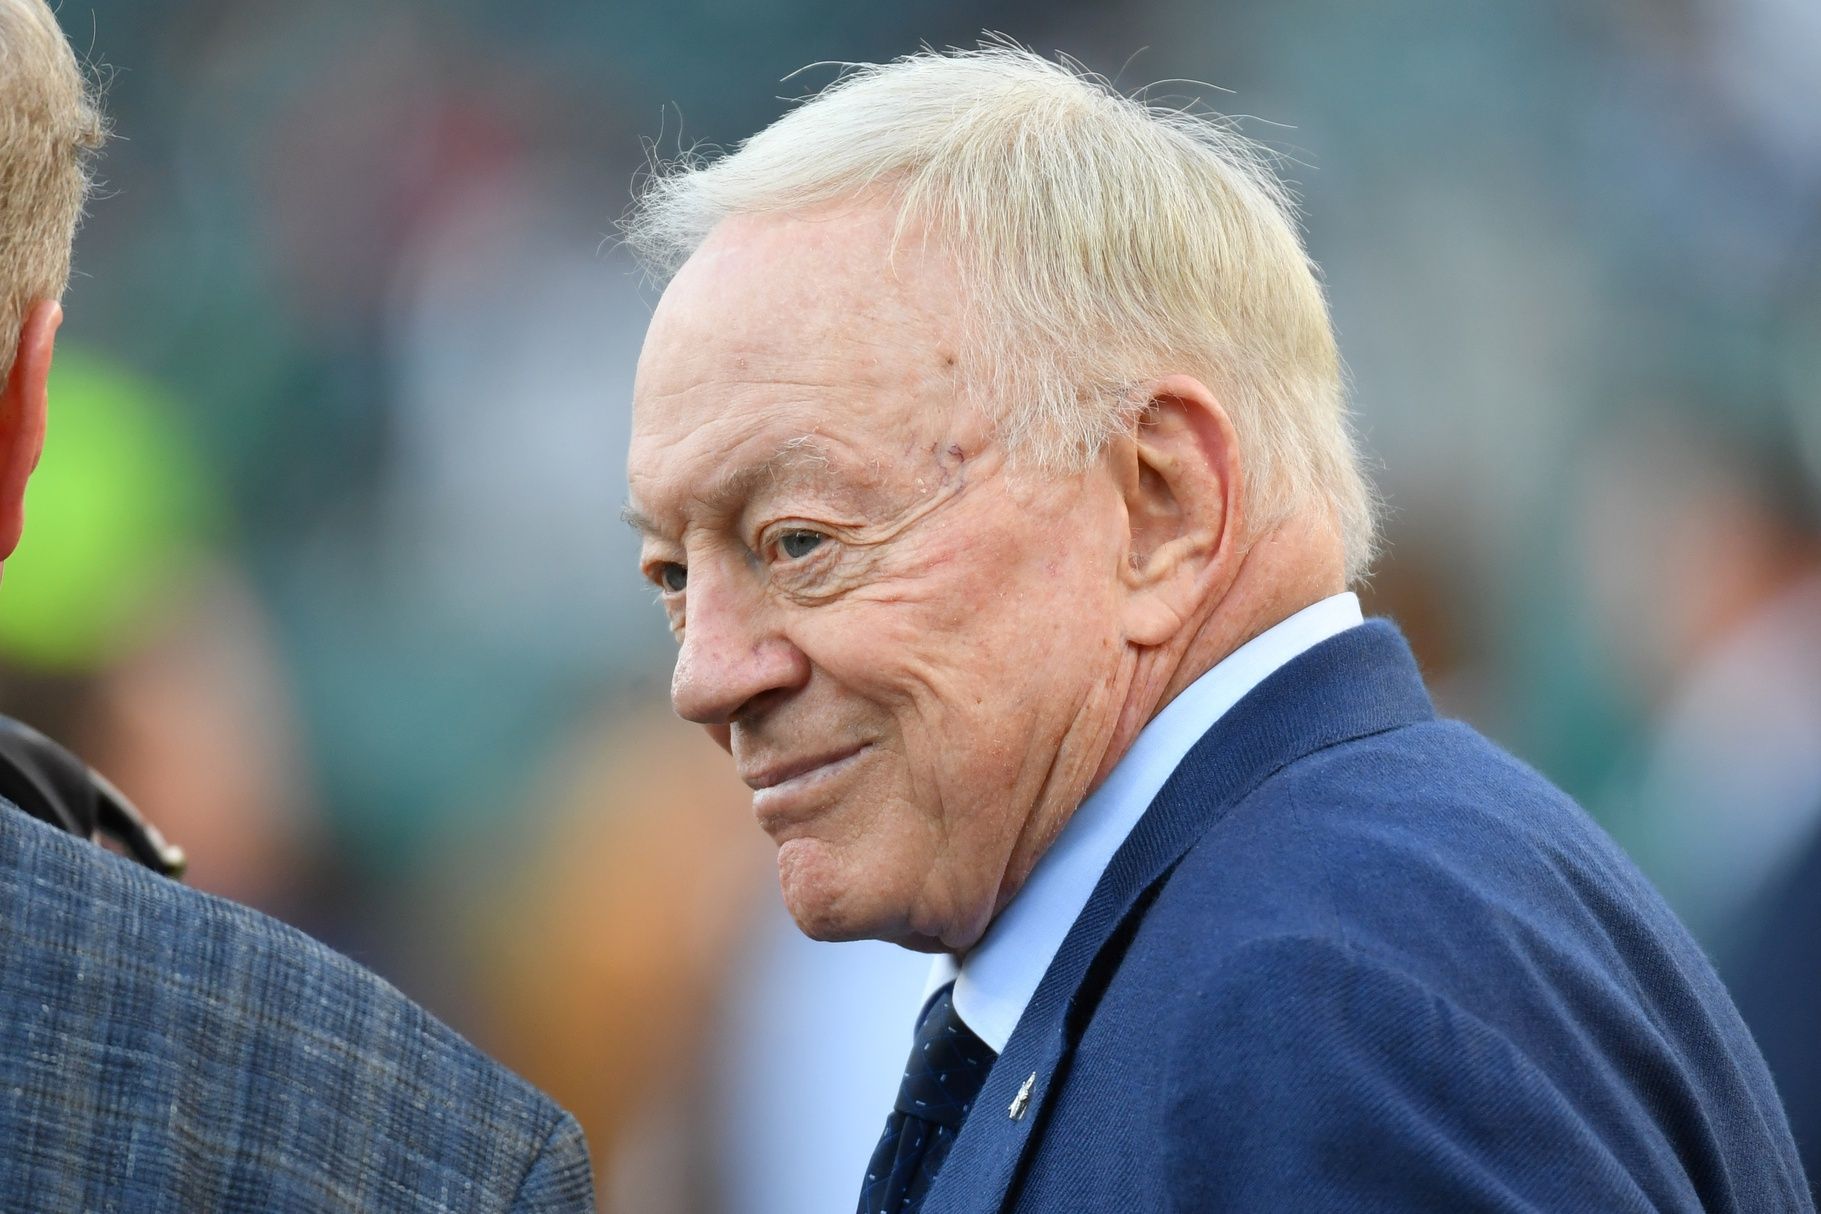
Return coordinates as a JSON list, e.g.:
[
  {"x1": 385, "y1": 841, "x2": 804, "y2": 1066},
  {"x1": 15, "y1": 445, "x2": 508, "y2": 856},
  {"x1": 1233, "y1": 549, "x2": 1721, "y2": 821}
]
[
  {"x1": 622, "y1": 46, "x2": 1810, "y2": 1212},
  {"x1": 0, "y1": 4, "x2": 593, "y2": 1209}
]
